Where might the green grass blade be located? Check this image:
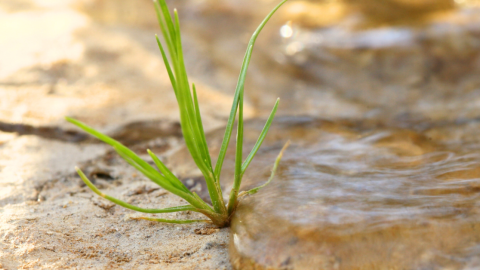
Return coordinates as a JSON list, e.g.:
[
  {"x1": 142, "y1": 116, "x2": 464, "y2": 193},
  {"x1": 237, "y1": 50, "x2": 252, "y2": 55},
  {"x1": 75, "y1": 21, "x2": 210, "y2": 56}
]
[
  {"x1": 156, "y1": 0, "x2": 177, "y2": 56},
  {"x1": 214, "y1": 0, "x2": 288, "y2": 180},
  {"x1": 240, "y1": 140, "x2": 290, "y2": 197},
  {"x1": 173, "y1": 10, "x2": 190, "y2": 90},
  {"x1": 192, "y1": 83, "x2": 213, "y2": 169},
  {"x1": 67, "y1": 0, "x2": 288, "y2": 227},
  {"x1": 130, "y1": 216, "x2": 210, "y2": 224},
  {"x1": 168, "y1": 11, "x2": 208, "y2": 176},
  {"x1": 191, "y1": 192, "x2": 216, "y2": 213},
  {"x1": 67, "y1": 118, "x2": 168, "y2": 185},
  {"x1": 155, "y1": 1, "x2": 225, "y2": 216},
  {"x1": 66, "y1": 117, "x2": 118, "y2": 146},
  {"x1": 66, "y1": 118, "x2": 177, "y2": 190},
  {"x1": 241, "y1": 98, "x2": 279, "y2": 176},
  {"x1": 153, "y1": 1, "x2": 224, "y2": 216},
  {"x1": 171, "y1": 10, "x2": 191, "y2": 104},
  {"x1": 76, "y1": 167, "x2": 197, "y2": 213},
  {"x1": 172, "y1": 11, "x2": 202, "y2": 159},
  {"x1": 227, "y1": 95, "x2": 244, "y2": 215},
  {"x1": 167, "y1": 10, "x2": 224, "y2": 215},
  {"x1": 113, "y1": 146, "x2": 214, "y2": 212},
  {"x1": 154, "y1": 0, "x2": 176, "y2": 59},
  {"x1": 112, "y1": 146, "x2": 185, "y2": 197},
  {"x1": 65, "y1": 117, "x2": 216, "y2": 211},
  {"x1": 236, "y1": 95, "x2": 244, "y2": 181},
  {"x1": 155, "y1": 35, "x2": 177, "y2": 95},
  {"x1": 147, "y1": 149, "x2": 190, "y2": 193}
]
